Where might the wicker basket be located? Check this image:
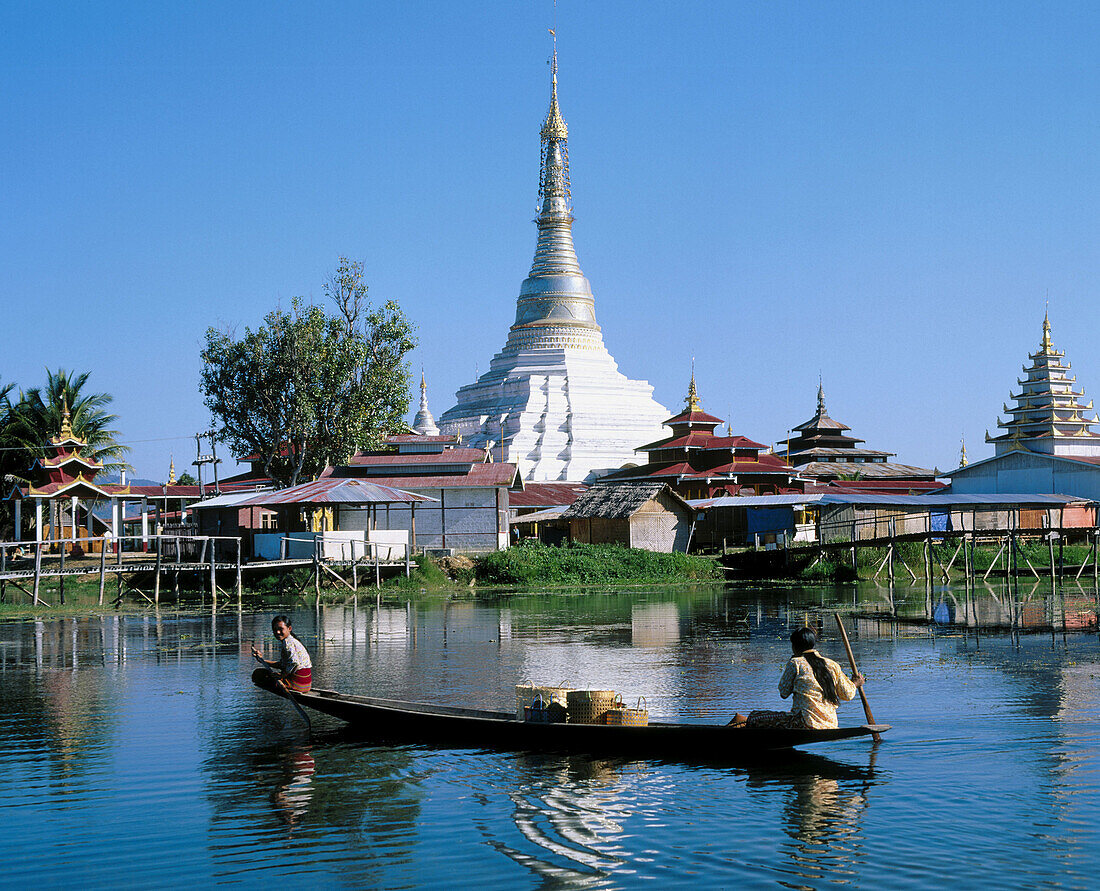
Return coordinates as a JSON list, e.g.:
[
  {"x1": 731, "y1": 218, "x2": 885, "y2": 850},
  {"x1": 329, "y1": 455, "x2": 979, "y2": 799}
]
[
  {"x1": 515, "y1": 683, "x2": 570, "y2": 720},
  {"x1": 604, "y1": 695, "x2": 649, "y2": 727},
  {"x1": 566, "y1": 689, "x2": 618, "y2": 725}
]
